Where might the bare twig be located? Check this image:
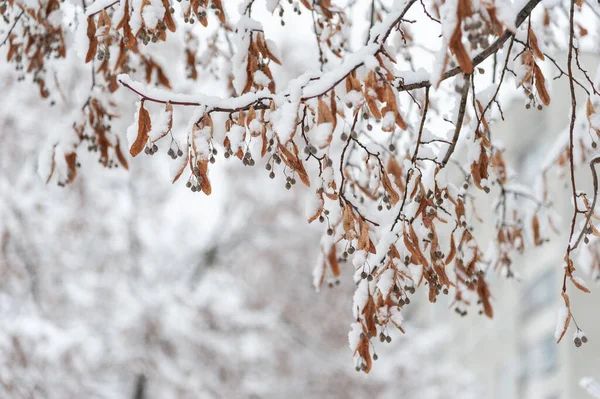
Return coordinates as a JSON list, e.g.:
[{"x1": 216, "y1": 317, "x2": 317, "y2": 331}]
[
  {"x1": 565, "y1": 0, "x2": 578, "y2": 291},
  {"x1": 442, "y1": 74, "x2": 471, "y2": 167},
  {"x1": 120, "y1": 0, "x2": 544, "y2": 115},
  {"x1": 412, "y1": 86, "x2": 430, "y2": 163},
  {"x1": 398, "y1": 0, "x2": 542, "y2": 92},
  {"x1": 571, "y1": 156, "x2": 600, "y2": 251},
  {"x1": 0, "y1": 9, "x2": 25, "y2": 48},
  {"x1": 474, "y1": 38, "x2": 514, "y2": 139}
]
